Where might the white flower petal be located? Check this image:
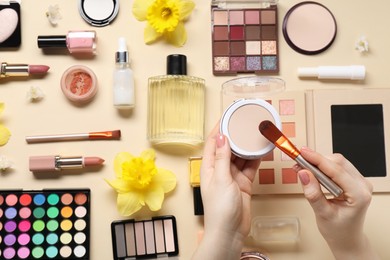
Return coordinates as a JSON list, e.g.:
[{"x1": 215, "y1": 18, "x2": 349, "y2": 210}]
[
  {"x1": 27, "y1": 86, "x2": 45, "y2": 102},
  {"x1": 0, "y1": 156, "x2": 12, "y2": 171},
  {"x1": 355, "y1": 36, "x2": 369, "y2": 53},
  {"x1": 46, "y1": 4, "x2": 62, "y2": 25}
]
